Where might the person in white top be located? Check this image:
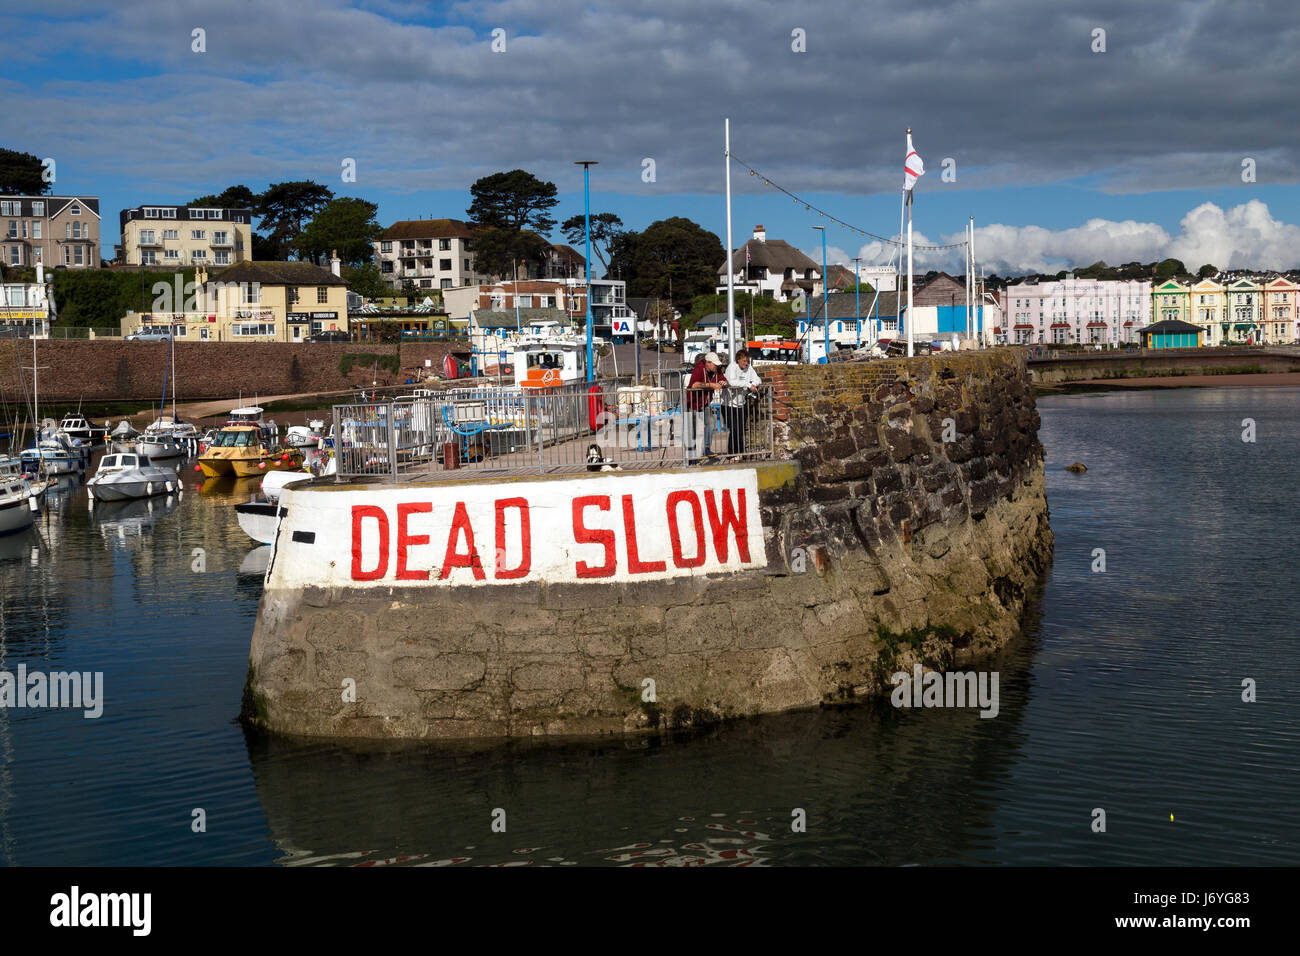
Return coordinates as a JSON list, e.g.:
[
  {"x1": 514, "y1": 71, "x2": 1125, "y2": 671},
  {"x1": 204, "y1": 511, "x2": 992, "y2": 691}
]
[{"x1": 723, "y1": 348, "x2": 762, "y2": 454}]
